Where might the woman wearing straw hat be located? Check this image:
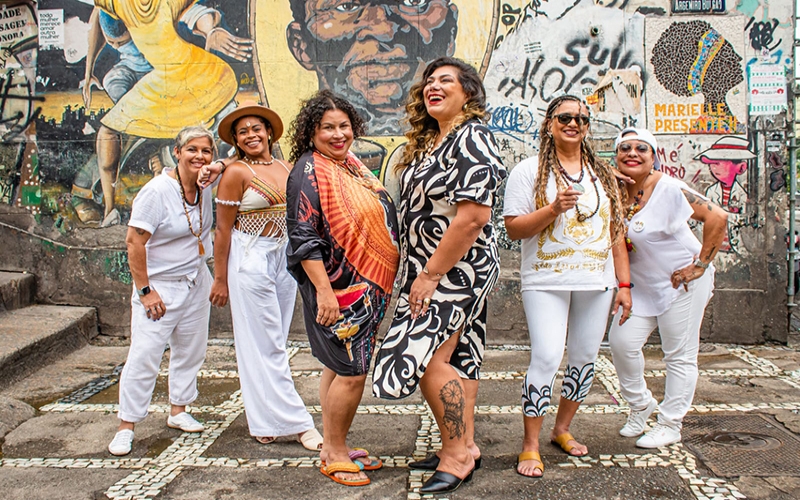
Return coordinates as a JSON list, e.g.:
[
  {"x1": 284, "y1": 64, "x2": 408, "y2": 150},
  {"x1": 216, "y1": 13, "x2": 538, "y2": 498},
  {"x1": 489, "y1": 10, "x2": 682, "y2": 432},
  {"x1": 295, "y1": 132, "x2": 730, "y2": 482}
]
[{"x1": 208, "y1": 102, "x2": 323, "y2": 451}]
